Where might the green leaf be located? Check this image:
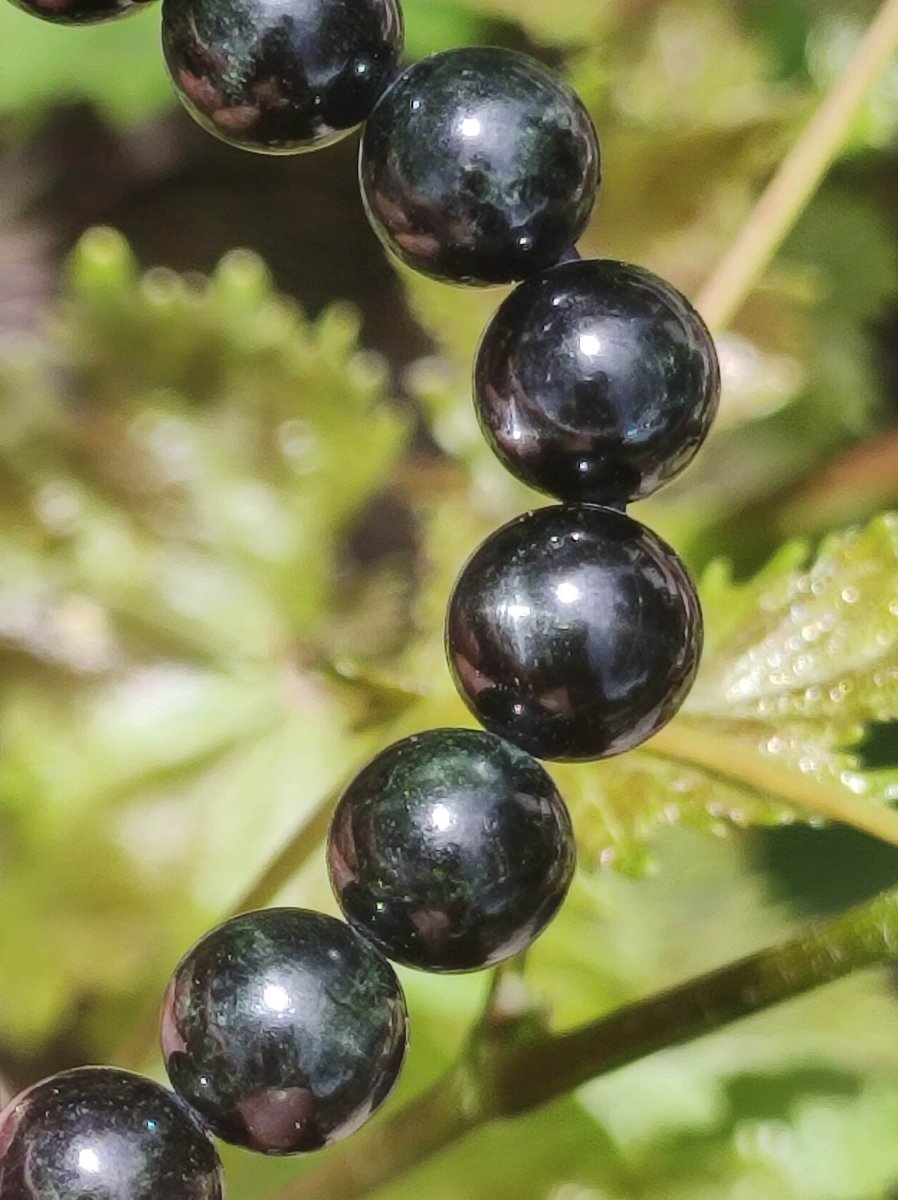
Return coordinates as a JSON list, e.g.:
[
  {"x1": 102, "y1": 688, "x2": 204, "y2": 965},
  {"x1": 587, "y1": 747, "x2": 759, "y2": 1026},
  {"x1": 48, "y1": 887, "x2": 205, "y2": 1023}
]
[
  {"x1": 444, "y1": 0, "x2": 610, "y2": 47},
  {"x1": 0, "y1": 6, "x2": 170, "y2": 126},
  {"x1": 564, "y1": 516, "x2": 898, "y2": 871},
  {"x1": 401, "y1": 0, "x2": 490, "y2": 58},
  {"x1": 0, "y1": 232, "x2": 411, "y2": 1058}
]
